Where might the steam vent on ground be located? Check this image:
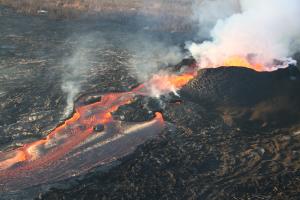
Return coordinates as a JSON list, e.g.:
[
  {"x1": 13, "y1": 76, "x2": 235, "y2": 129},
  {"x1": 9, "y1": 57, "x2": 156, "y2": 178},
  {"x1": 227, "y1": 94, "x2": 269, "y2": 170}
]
[{"x1": 0, "y1": 1, "x2": 300, "y2": 199}]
